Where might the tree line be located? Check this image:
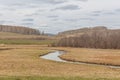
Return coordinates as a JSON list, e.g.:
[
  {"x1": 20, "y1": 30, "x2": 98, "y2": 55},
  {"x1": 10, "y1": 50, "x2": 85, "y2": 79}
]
[
  {"x1": 0, "y1": 25, "x2": 40, "y2": 35},
  {"x1": 54, "y1": 28, "x2": 120, "y2": 49}
]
